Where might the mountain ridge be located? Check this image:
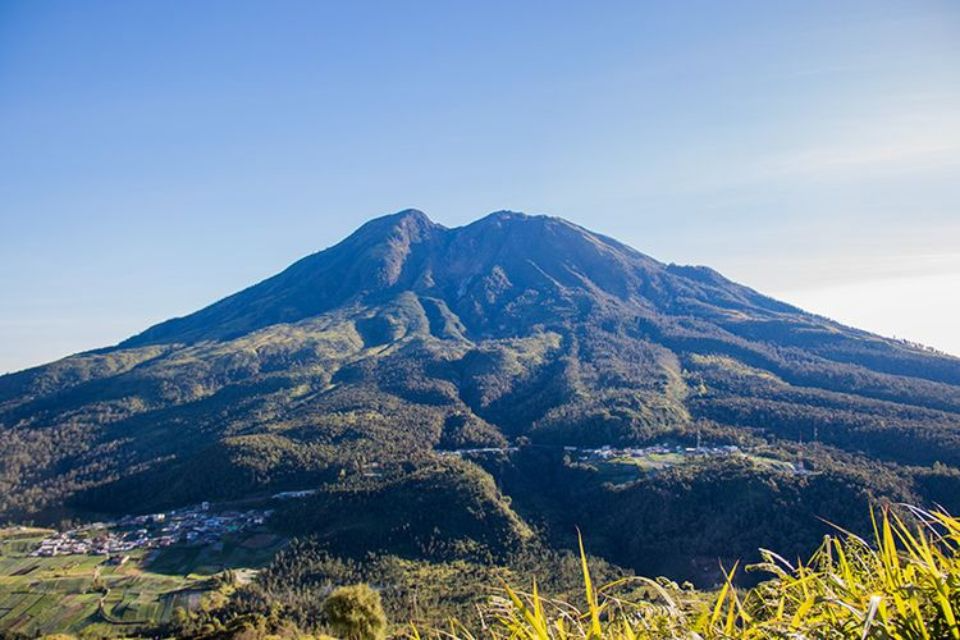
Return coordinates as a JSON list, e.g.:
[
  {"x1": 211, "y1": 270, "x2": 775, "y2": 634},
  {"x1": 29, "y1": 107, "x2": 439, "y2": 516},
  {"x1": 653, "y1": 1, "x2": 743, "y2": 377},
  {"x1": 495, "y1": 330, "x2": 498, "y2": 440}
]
[{"x1": 119, "y1": 209, "x2": 806, "y2": 349}]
